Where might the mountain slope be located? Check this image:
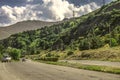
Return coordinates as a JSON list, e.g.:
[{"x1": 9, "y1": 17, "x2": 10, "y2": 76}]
[
  {"x1": 52, "y1": 0, "x2": 120, "y2": 50},
  {"x1": 0, "y1": 0, "x2": 120, "y2": 57},
  {"x1": 0, "y1": 20, "x2": 60, "y2": 40}
]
